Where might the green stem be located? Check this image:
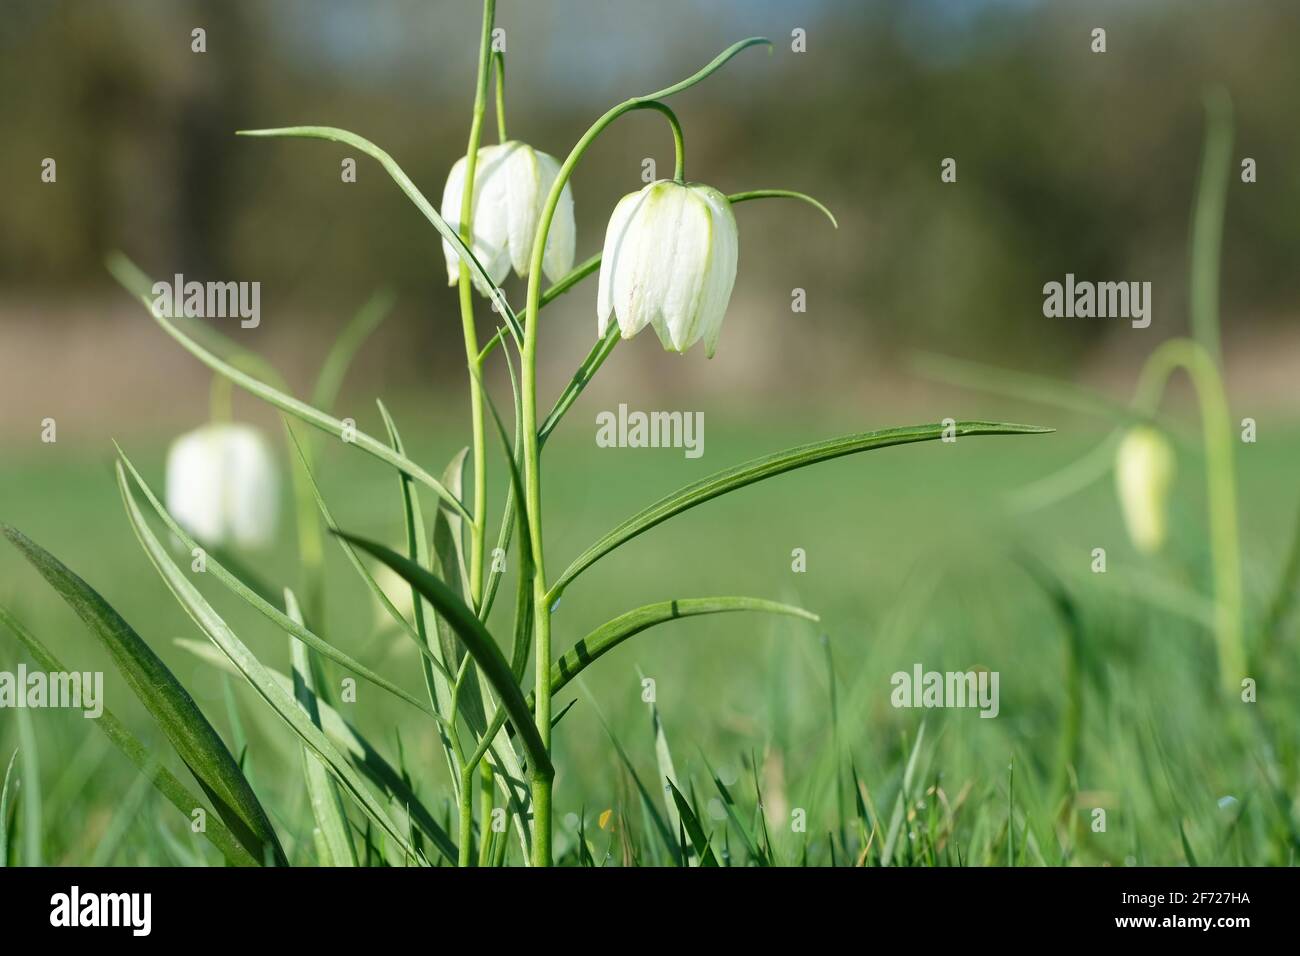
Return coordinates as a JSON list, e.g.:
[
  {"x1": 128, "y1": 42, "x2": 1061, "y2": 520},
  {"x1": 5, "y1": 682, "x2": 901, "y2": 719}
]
[
  {"x1": 642, "y1": 101, "x2": 685, "y2": 180},
  {"x1": 209, "y1": 373, "x2": 233, "y2": 424},
  {"x1": 519, "y1": 38, "x2": 770, "y2": 866},
  {"x1": 520, "y1": 102, "x2": 684, "y2": 867},
  {"x1": 1189, "y1": 87, "x2": 1232, "y2": 365},
  {"x1": 493, "y1": 52, "x2": 507, "y2": 143},
  {"x1": 477, "y1": 762, "x2": 496, "y2": 866},
  {"x1": 1134, "y1": 337, "x2": 1245, "y2": 693},
  {"x1": 458, "y1": 0, "x2": 495, "y2": 613}
]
